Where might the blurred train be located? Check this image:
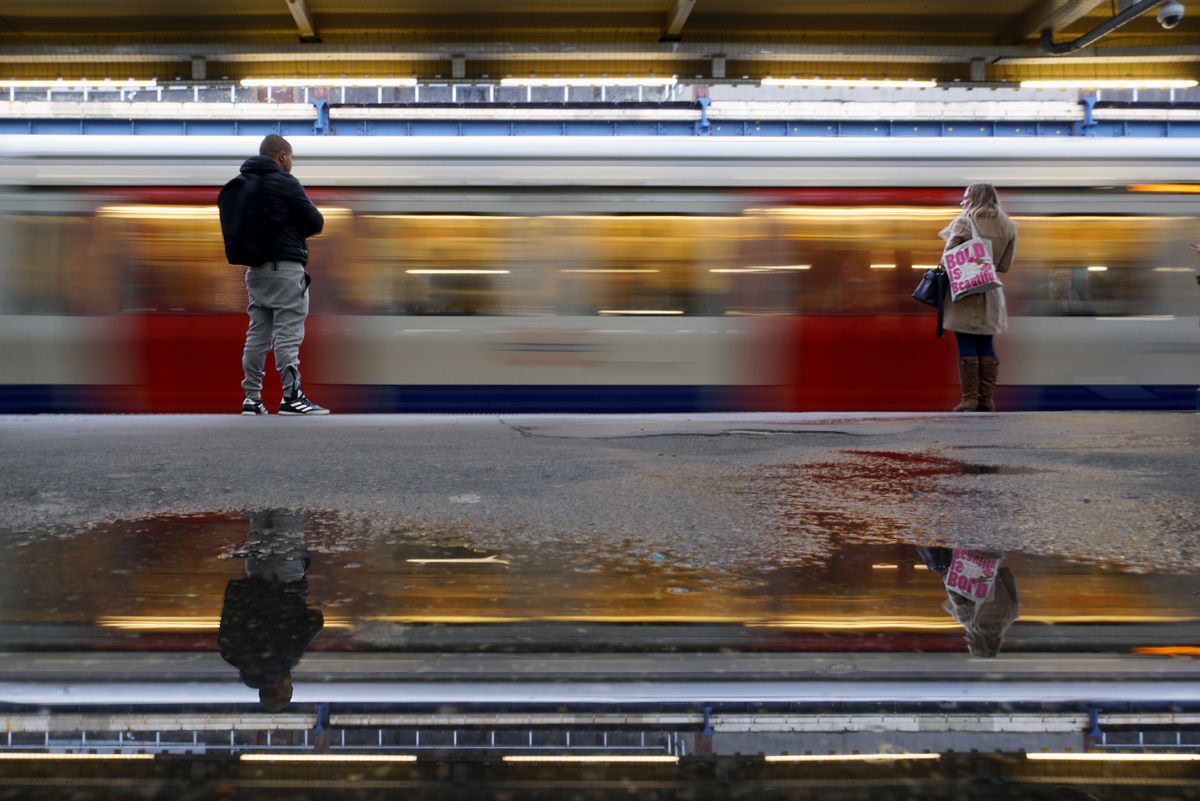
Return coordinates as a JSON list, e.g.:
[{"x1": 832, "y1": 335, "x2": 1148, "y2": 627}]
[{"x1": 0, "y1": 135, "x2": 1197, "y2": 413}]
